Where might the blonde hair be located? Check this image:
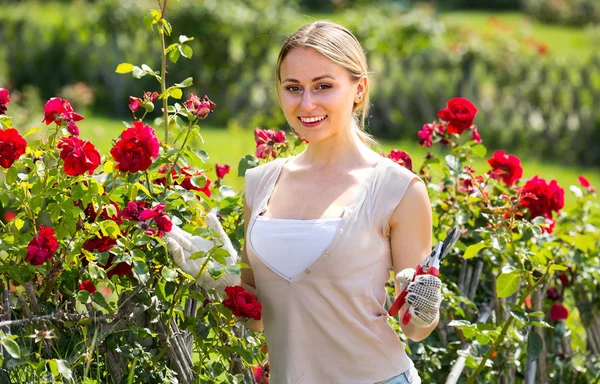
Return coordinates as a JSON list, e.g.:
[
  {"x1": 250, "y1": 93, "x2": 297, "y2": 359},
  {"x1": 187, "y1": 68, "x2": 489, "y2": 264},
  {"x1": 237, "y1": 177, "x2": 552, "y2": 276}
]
[{"x1": 275, "y1": 20, "x2": 378, "y2": 148}]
